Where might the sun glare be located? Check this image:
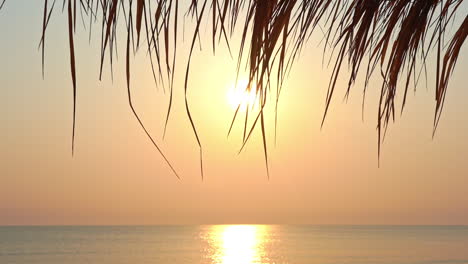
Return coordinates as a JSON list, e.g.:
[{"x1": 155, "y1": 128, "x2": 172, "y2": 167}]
[
  {"x1": 208, "y1": 225, "x2": 268, "y2": 264},
  {"x1": 227, "y1": 80, "x2": 258, "y2": 110}
]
